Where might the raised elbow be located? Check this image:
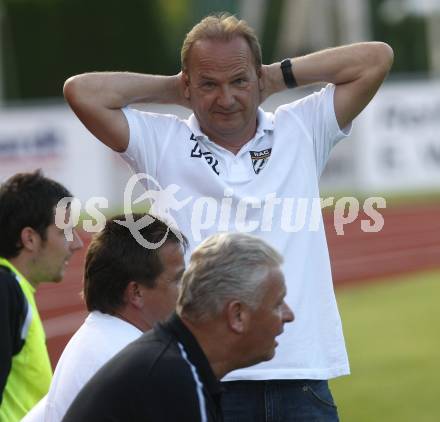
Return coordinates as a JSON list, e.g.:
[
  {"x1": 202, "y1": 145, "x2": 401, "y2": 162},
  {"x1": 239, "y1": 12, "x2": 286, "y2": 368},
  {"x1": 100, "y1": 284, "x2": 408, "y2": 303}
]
[
  {"x1": 63, "y1": 75, "x2": 83, "y2": 107},
  {"x1": 371, "y1": 42, "x2": 394, "y2": 75},
  {"x1": 63, "y1": 74, "x2": 97, "y2": 109}
]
